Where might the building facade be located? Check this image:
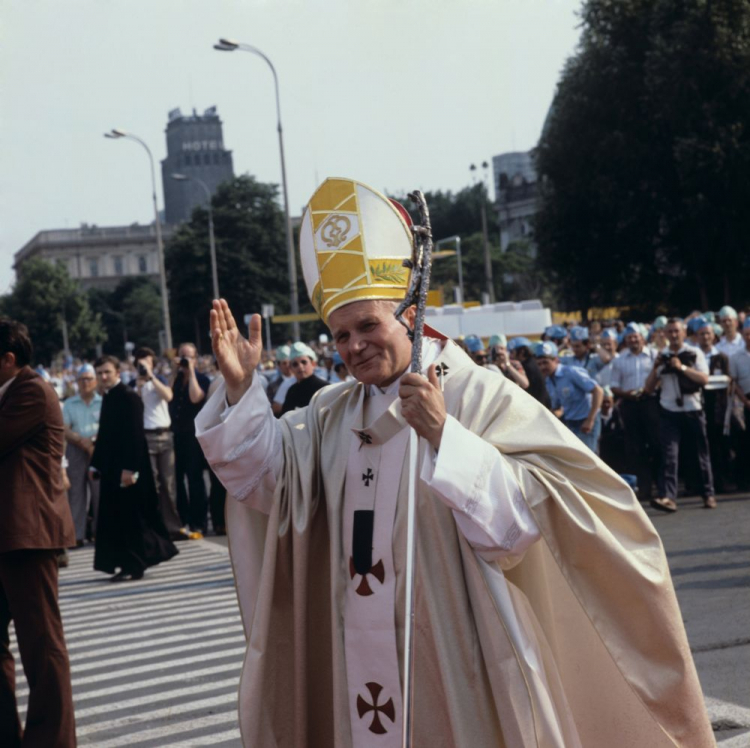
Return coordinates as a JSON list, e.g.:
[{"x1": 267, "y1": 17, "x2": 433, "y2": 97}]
[
  {"x1": 493, "y1": 150, "x2": 539, "y2": 253},
  {"x1": 160, "y1": 106, "x2": 235, "y2": 225},
  {"x1": 13, "y1": 223, "x2": 172, "y2": 291}
]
